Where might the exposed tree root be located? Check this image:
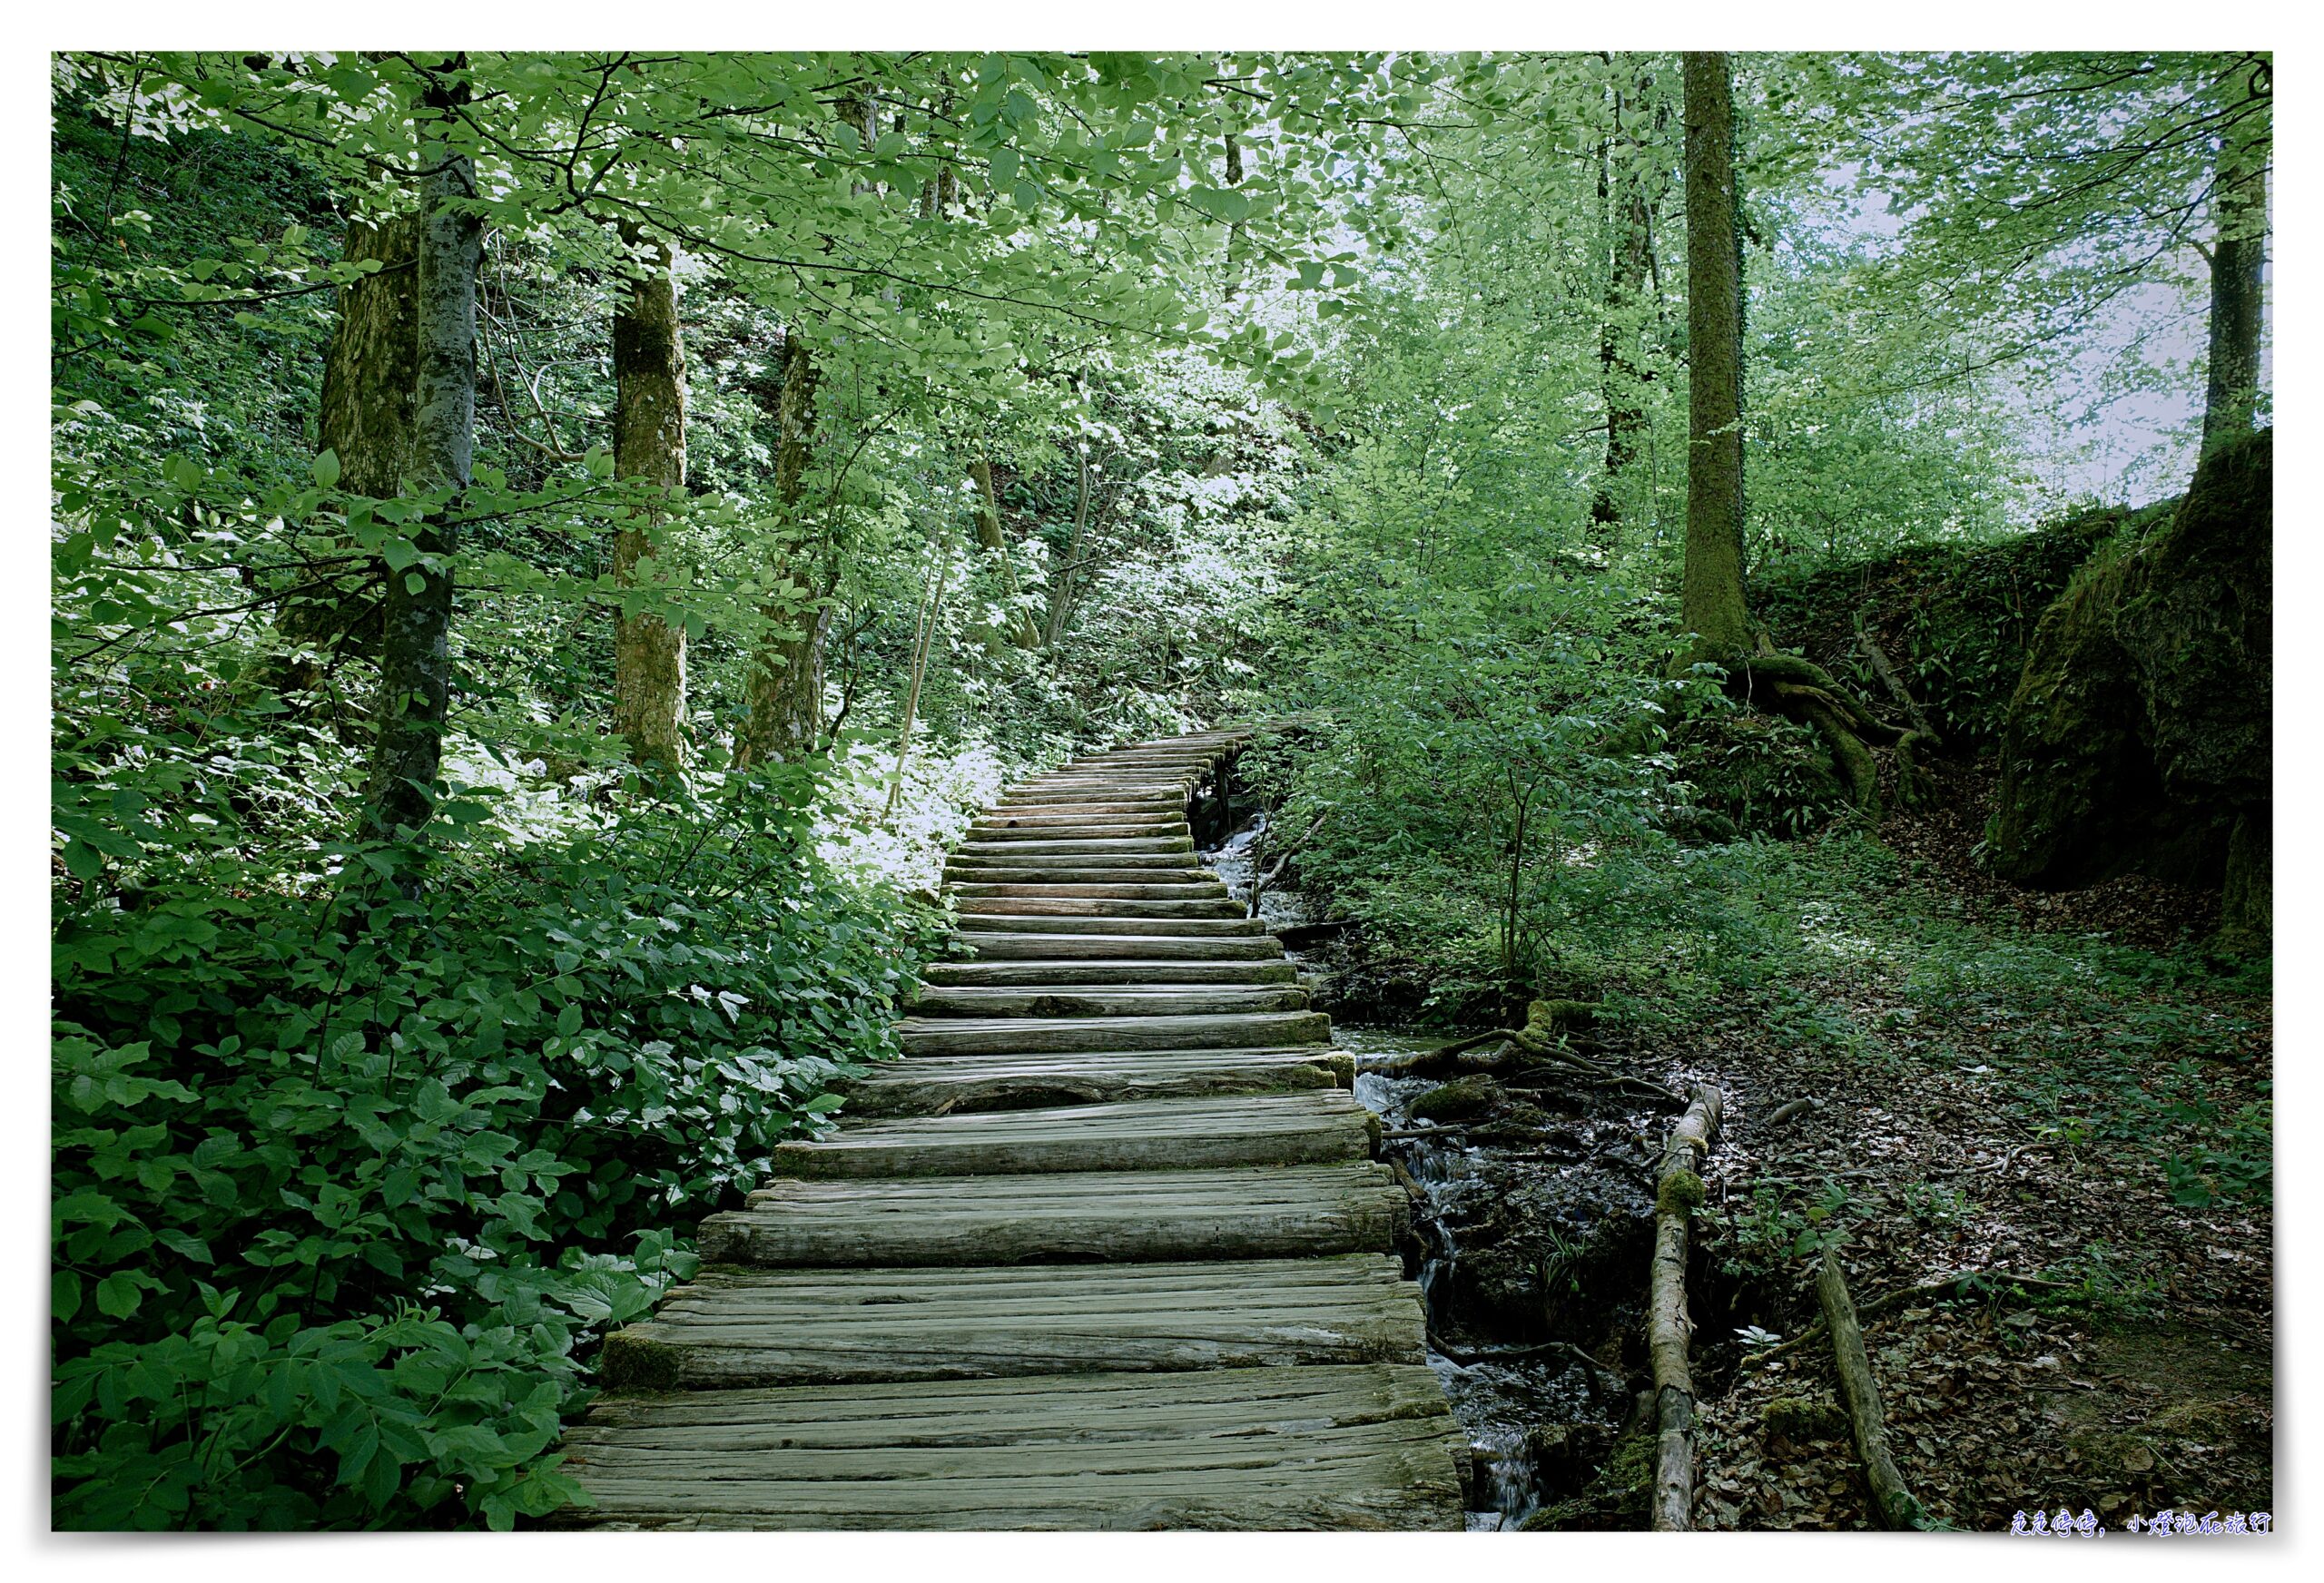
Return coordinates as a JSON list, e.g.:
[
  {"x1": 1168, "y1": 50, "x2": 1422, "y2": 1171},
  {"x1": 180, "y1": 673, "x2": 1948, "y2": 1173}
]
[{"x1": 1649, "y1": 1083, "x2": 1724, "y2": 1530}]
